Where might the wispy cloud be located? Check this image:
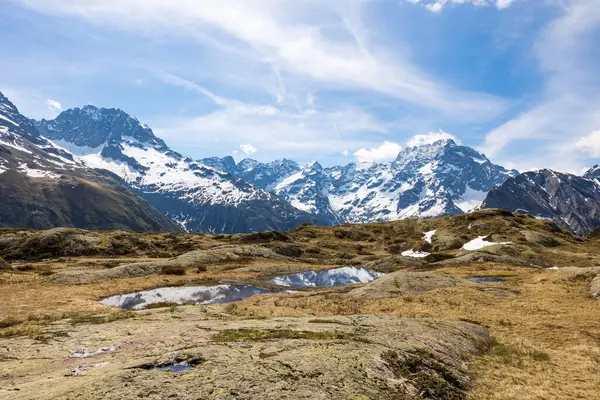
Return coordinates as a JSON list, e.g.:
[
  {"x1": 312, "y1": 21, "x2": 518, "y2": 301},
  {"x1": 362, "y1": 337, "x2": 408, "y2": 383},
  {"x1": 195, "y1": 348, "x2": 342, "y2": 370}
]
[
  {"x1": 481, "y1": 0, "x2": 600, "y2": 172},
  {"x1": 15, "y1": 0, "x2": 507, "y2": 122},
  {"x1": 406, "y1": 0, "x2": 516, "y2": 13},
  {"x1": 1, "y1": 87, "x2": 63, "y2": 119}
]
